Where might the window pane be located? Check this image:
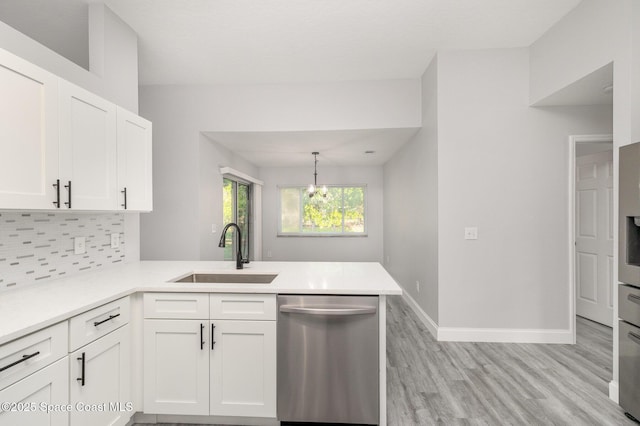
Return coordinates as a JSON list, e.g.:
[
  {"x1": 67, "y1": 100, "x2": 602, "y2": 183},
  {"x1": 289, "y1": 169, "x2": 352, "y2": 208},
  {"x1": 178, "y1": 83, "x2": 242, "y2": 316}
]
[
  {"x1": 302, "y1": 187, "x2": 343, "y2": 233},
  {"x1": 343, "y1": 186, "x2": 365, "y2": 233},
  {"x1": 237, "y1": 183, "x2": 250, "y2": 259},
  {"x1": 281, "y1": 188, "x2": 301, "y2": 233},
  {"x1": 222, "y1": 178, "x2": 234, "y2": 260},
  {"x1": 279, "y1": 185, "x2": 366, "y2": 236}
]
